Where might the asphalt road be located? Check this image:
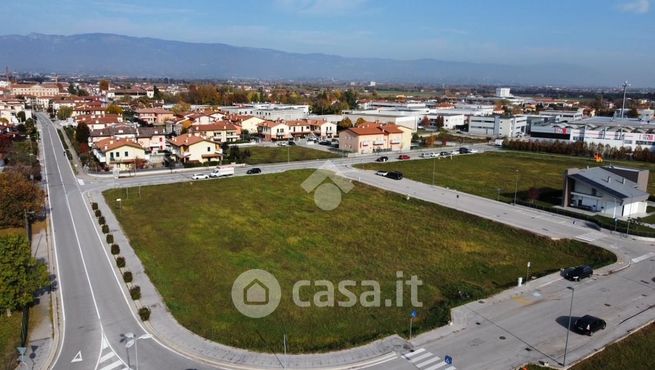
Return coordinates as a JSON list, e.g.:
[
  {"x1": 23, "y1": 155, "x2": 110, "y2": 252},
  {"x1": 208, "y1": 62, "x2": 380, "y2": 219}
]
[
  {"x1": 39, "y1": 113, "x2": 210, "y2": 370},
  {"x1": 38, "y1": 111, "x2": 655, "y2": 370}
]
